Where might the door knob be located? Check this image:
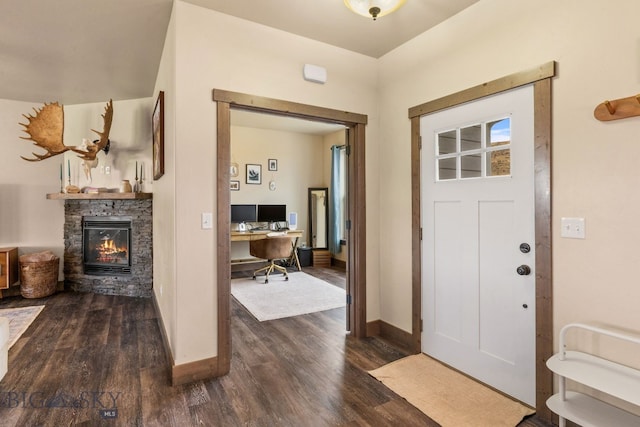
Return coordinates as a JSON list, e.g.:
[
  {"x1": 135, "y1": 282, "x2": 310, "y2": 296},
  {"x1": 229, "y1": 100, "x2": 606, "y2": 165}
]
[
  {"x1": 516, "y1": 265, "x2": 531, "y2": 276},
  {"x1": 519, "y1": 243, "x2": 531, "y2": 253}
]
